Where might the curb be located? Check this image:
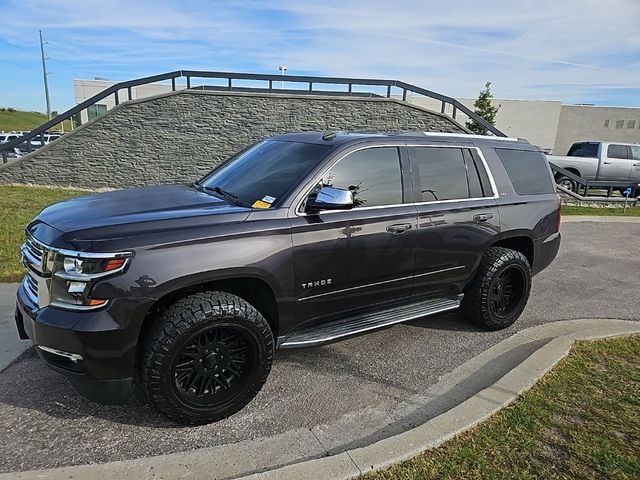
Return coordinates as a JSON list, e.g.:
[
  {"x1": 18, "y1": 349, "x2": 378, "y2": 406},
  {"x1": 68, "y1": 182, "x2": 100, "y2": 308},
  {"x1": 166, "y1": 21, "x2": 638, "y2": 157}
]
[
  {"x1": 243, "y1": 320, "x2": 640, "y2": 479},
  {"x1": 562, "y1": 215, "x2": 640, "y2": 223},
  {"x1": 1, "y1": 319, "x2": 638, "y2": 480}
]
